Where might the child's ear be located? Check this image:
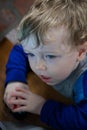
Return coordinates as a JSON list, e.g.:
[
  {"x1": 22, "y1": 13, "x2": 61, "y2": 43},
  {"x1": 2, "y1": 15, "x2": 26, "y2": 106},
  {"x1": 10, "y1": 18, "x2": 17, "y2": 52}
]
[{"x1": 77, "y1": 41, "x2": 87, "y2": 61}]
